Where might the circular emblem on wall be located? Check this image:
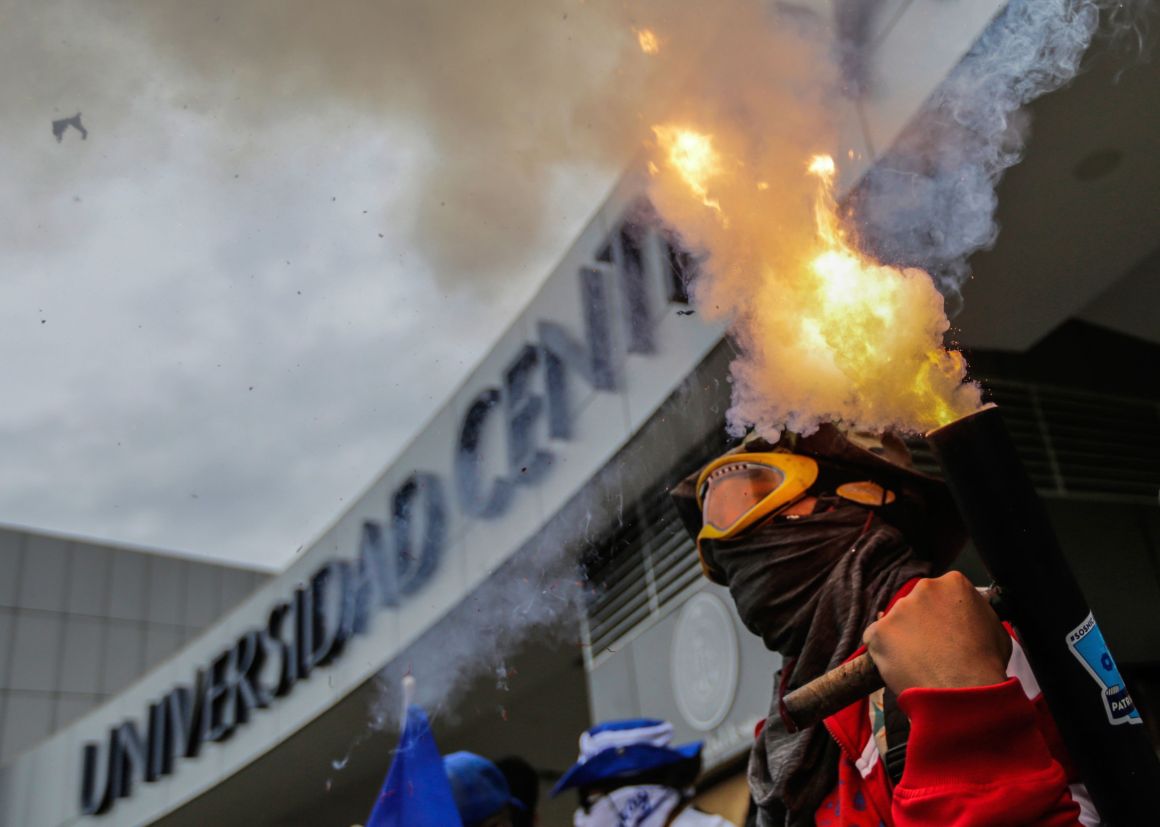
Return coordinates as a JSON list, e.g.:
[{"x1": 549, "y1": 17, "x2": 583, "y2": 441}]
[{"x1": 671, "y1": 591, "x2": 740, "y2": 732}]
